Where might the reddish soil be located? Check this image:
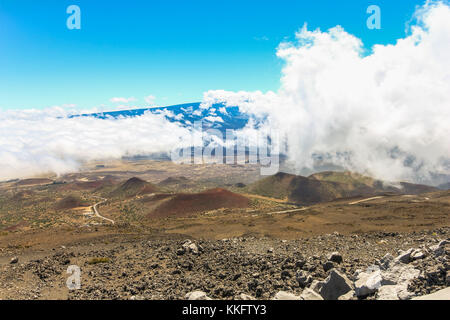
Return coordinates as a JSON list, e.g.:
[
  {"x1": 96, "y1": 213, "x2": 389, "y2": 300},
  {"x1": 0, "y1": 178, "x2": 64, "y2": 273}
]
[
  {"x1": 111, "y1": 177, "x2": 159, "y2": 198},
  {"x1": 55, "y1": 196, "x2": 88, "y2": 210},
  {"x1": 139, "y1": 193, "x2": 173, "y2": 203},
  {"x1": 4, "y1": 221, "x2": 29, "y2": 232},
  {"x1": 15, "y1": 178, "x2": 53, "y2": 186},
  {"x1": 11, "y1": 190, "x2": 36, "y2": 200},
  {"x1": 148, "y1": 188, "x2": 249, "y2": 218},
  {"x1": 57, "y1": 177, "x2": 117, "y2": 192}
]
